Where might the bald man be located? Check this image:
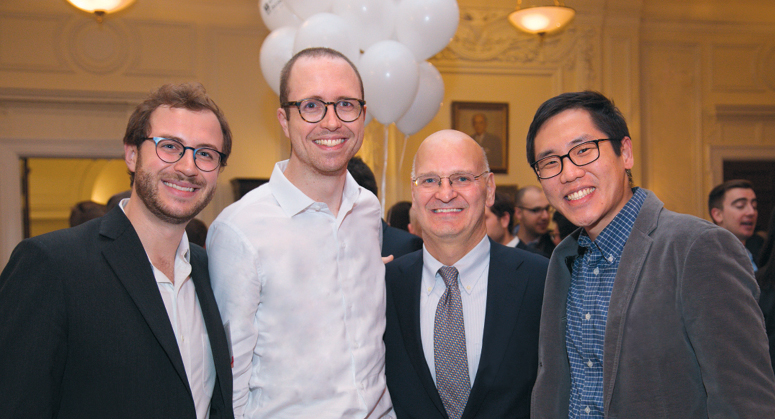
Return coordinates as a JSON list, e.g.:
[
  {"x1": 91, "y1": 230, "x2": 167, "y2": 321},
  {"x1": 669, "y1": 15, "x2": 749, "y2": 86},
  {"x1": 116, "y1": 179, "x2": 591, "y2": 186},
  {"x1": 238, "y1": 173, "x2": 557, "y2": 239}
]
[{"x1": 384, "y1": 130, "x2": 548, "y2": 419}]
